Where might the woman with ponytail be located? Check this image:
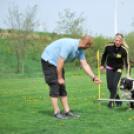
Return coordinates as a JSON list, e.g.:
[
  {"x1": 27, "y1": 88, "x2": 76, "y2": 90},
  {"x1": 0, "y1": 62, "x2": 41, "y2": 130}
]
[{"x1": 100, "y1": 33, "x2": 130, "y2": 109}]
